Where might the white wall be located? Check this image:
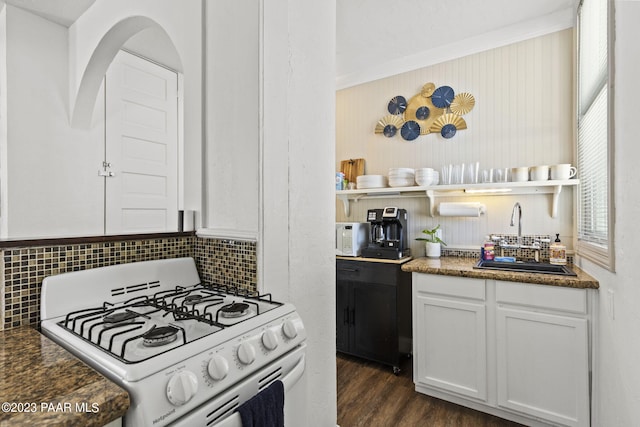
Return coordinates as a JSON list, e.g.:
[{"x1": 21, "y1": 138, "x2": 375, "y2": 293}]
[
  {"x1": 285, "y1": 1, "x2": 336, "y2": 424},
  {"x1": 260, "y1": 1, "x2": 337, "y2": 426},
  {"x1": 69, "y1": 0, "x2": 204, "y2": 226},
  {"x1": 584, "y1": 1, "x2": 640, "y2": 425},
  {"x1": 336, "y1": 30, "x2": 575, "y2": 255},
  {"x1": 204, "y1": 0, "x2": 260, "y2": 237},
  {"x1": 4, "y1": 5, "x2": 104, "y2": 237},
  {"x1": 205, "y1": 1, "x2": 336, "y2": 424},
  {"x1": 0, "y1": 0, "x2": 203, "y2": 238},
  {"x1": 0, "y1": 2, "x2": 8, "y2": 236}
]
